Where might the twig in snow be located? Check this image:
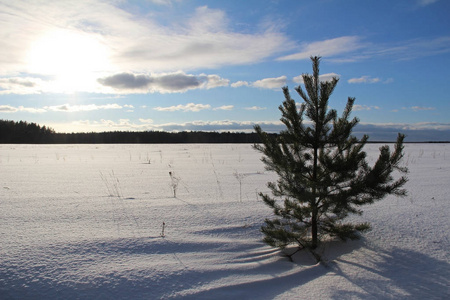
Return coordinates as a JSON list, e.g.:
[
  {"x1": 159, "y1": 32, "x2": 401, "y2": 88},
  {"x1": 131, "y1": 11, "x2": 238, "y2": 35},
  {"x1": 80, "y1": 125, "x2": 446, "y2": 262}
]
[
  {"x1": 169, "y1": 171, "x2": 179, "y2": 198},
  {"x1": 234, "y1": 170, "x2": 245, "y2": 202},
  {"x1": 160, "y1": 222, "x2": 166, "y2": 237}
]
